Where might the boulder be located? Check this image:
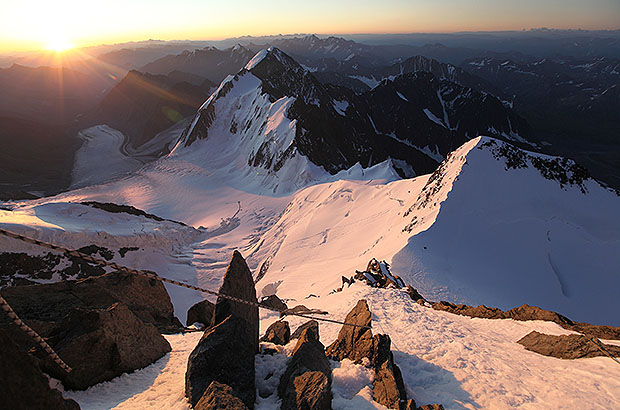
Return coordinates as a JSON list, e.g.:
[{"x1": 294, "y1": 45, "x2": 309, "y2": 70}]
[
  {"x1": 404, "y1": 286, "x2": 425, "y2": 302},
  {"x1": 278, "y1": 325, "x2": 332, "y2": 410},
  {"x1": 40, "y1": 302, "x2": 171, "y2": 390},
  {"x1": 261, "y1": 320, "x2": 290, "y2": 345},
  {"x1": 517, "y1": 331, "x2": 620, "y2": 359},
  {"x1": 213, "y1": 251, "x2": 259, "y2": 353},
  {"x1": 290, "y1": 320, "x2": 319, "y2": 340},
  {"x1": 372, "y1": 336, "x2": 407, "y2": 410},
  {"x1": 260, "y1": 294, "x2": 288, "y2": 311},
  {"x1": 0, "y1": 329, "x2": 80, "y2": 410},
  {"x1": 327, "y1": 300, "x2": 408, "y2": 409},
  {"x1": 325, "y1": 300, "x2": 374, "y2": 364},
  {"x1": 186, "y1": 315, "x2": 256, "y2": 408},
  {"x1": 418, "y1": 405, "x2": 445, "y2": 410},
  {"x1": 0, "y1": 271, "x2": 181, "y2": 337},
  {"x1": 187, "y1": 299, "x2": 215, "y2": 327},
  {"x1": 195, "y1": 381, "x2": 250, "y2": 410}
]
